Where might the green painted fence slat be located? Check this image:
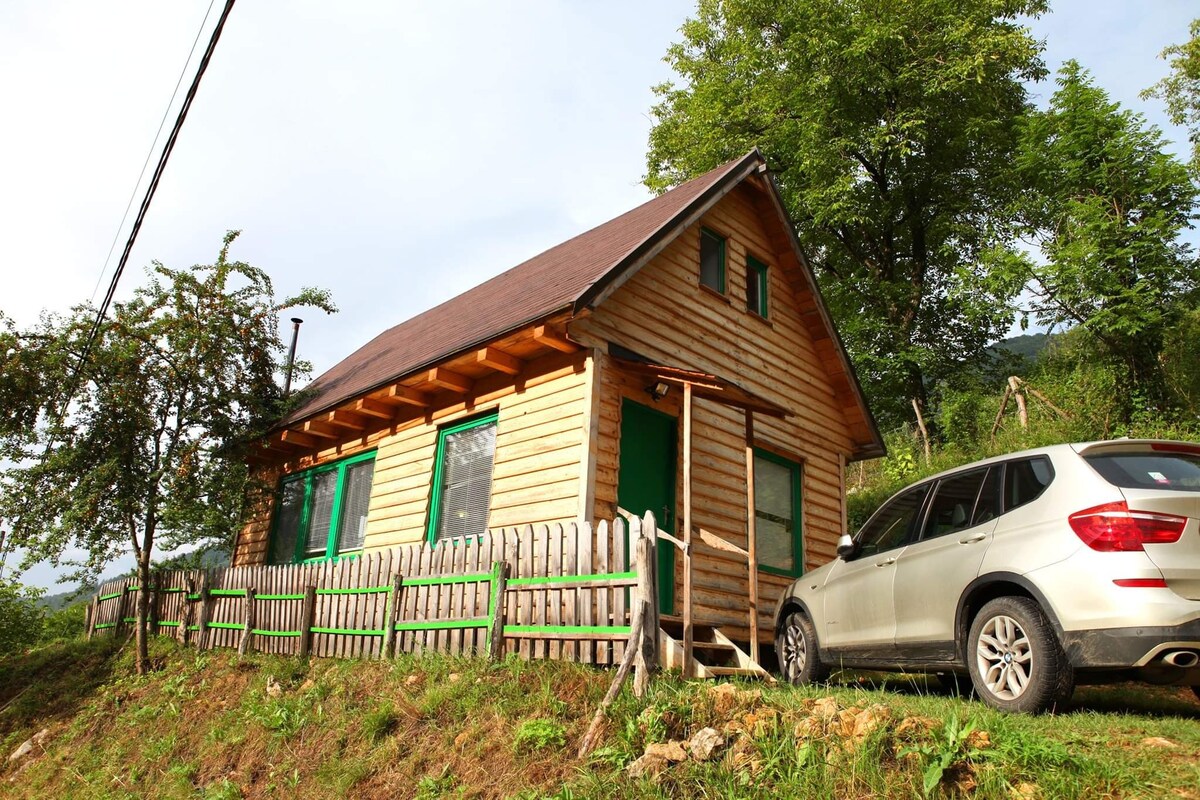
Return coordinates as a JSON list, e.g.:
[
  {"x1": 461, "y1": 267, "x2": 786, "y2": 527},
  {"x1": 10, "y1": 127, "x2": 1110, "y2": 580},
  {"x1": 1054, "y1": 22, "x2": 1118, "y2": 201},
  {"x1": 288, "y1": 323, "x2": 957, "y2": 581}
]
[
  {"x1": 209, "y1": 589, "x2": 247, "y2": 597},
  {"x1": 94, "y1": 623, "x2": 116, "y2": 630},
  {"x1": 507, "y1": 571, "x2": 636, "y2": 587},
  {"x1": 255, "y1": 593, "x2": 306, "y2": 601},
  {"x1": 207, "y1": 622, "x2": 246, "y2": 631},
  {"x1": 504, "y1": 624, "x2": 631, "y2": 636},
  {"x1": 393, "y1": 618, "x2": 489, "y2": 632},
  {"x1": 97, "y1": 592, "x2": 122, "y2": 602},
  {"x1": 400, "y1": 573, "x2": 492, "y2": 588},
  {"x1": 309, "y1": 626, "x2": 385, "y2": 636},
  {"x1": 314, "y1": 586, "x2": 391, "y2": 596},
  {"x1": 156, "y1": 621, "x2": 181, "y2": 627},
  {"x1": 251, "y1": 629, "x2": 302, "y2": 637}
]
